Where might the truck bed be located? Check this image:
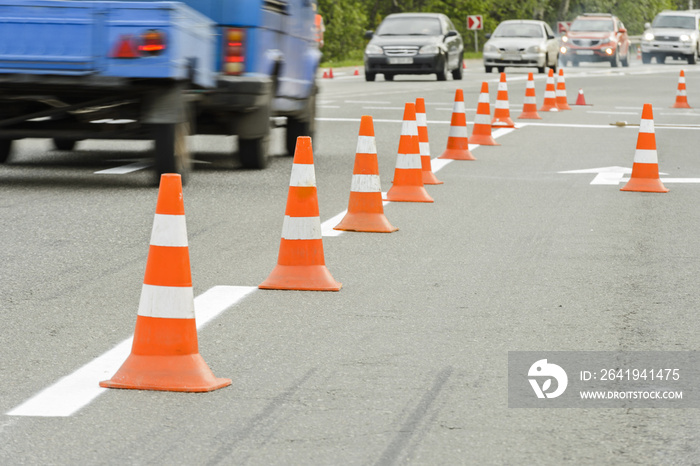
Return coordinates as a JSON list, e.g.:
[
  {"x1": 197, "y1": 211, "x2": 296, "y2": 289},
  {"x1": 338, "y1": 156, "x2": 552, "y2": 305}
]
[{"x1": 0, "y1": 0, "x2": 216, "y2": 88}]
